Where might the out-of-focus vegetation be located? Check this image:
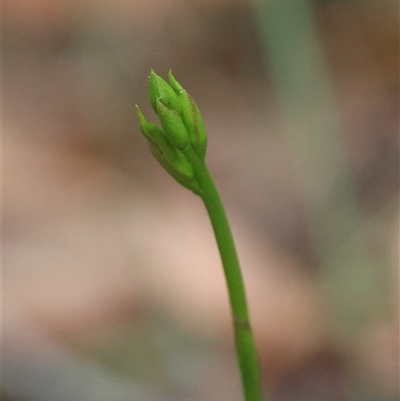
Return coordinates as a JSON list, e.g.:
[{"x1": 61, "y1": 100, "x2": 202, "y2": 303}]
[{"x1": 3, "y1": 0, "x2": 398, "y2": 400}]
